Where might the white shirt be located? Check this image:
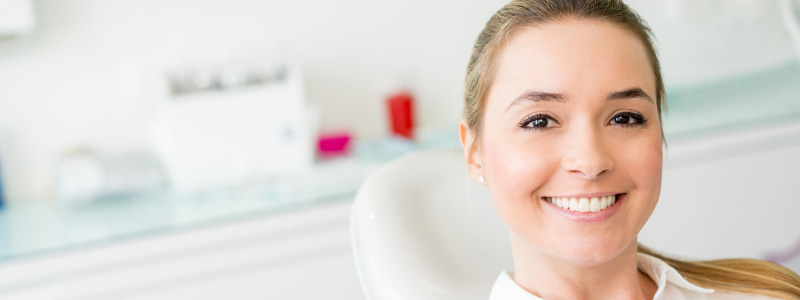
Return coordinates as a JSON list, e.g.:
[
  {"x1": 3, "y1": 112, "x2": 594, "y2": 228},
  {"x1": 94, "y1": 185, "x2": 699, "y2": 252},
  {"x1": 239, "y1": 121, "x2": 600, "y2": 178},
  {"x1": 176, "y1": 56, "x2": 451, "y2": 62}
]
[{"x1": 488, "y1": 253, "x2": 779, "y2": 300}]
